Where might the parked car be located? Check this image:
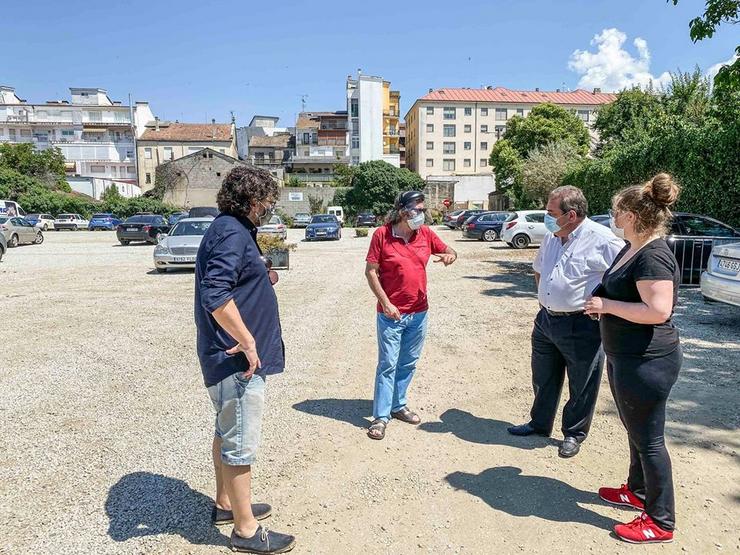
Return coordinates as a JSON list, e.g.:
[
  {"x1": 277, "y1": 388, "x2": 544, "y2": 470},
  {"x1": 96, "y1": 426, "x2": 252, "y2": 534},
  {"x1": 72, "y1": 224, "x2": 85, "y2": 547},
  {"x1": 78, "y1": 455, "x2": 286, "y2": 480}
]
[
  {"x1": 153, "y1": 217, "x2": 212, "y2": 273},
  {"x1": 116, "y1": 214, "x2": 170, "y2": 245},
  {"x1": 305, "y1": 214, "x2": 342, "y2": 241},
  {"x1": 188, "y1": 206, "x2": 219, "y2": 219},
  {"x1": 168, "y1": 211, "x2": 189, "y2": 226},
  {"x1": 463, "y1": 211, "x2": 513, "y2": 242},
  {"x1": 443, "y1": 210, "x2": 465, "y2": 228},
  {"x1": 500, "y1": 210, "x2": 548, "y2": 249},
  {"x1": 356, "y1": 211, "x2": 377, "y2": 227},
  {"x1": 54, "y1": 213, "x2": 89, "y2": 231},
  {"x1": 0, "y1": 233, "x2": 6, "y2": 262},
  {"x1": 701, "y1": 242, "x2": 740, "y2": 307},
  {"x1": 0, "y1": 200, "x2": 26, "y2": 218},
  {"x1": 452, "y1": 209, "x2": 489, "y2": 229},
  {"x1": 0, "y1": 216, "x2": 44, "y2": 247},
  {"x1": 257, "y1": 215, "x2": 288, "y2": 240},
  {"x1": 292, "y1": 213, "x2": 312, "y2": 228},
  {"x1": 327, "y1": 206, "x2": 344, "y2": 226},
  {"x1": 88, "y1": 213, "x2": 122, "y2": 231},
  {"x1": 593, "y1": 212, "x2": 740, "y2": 284},
  {"x1": 26, "y1": 213, "x2": 55, "y2": 231}
]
